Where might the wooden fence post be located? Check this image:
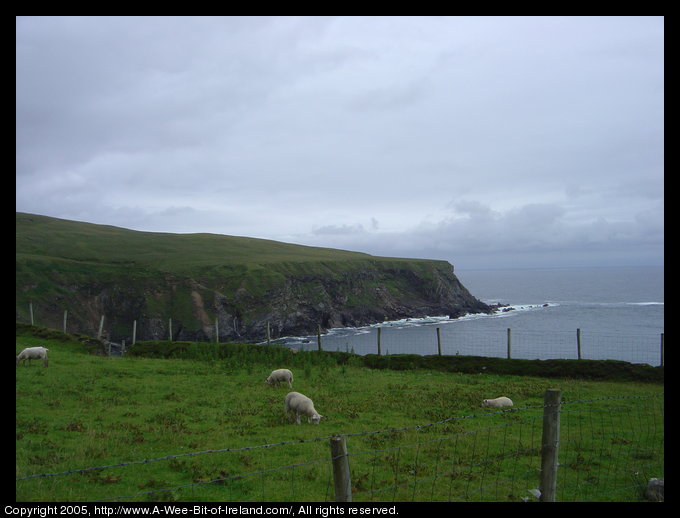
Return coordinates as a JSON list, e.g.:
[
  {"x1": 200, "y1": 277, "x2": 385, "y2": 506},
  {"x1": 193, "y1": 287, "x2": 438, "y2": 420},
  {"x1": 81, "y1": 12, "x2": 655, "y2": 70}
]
[
  {"x1": 317, "y1": 324, "x2": 322, "y2": 351},
  {"x1": 377, "y1": 327, "x2": 382, "y2": 356},
  {"x1": 506, "y1": 328, "x2": 512, "y2": 359},
  {"x1": 63, "y1": 310, "x2": 68, "y2": 334},
  {"x1": 215, "y1": 319, "x2": 219, "y2": 343},
  {"x1": 437, "y1": 327, "x2": 442, "y2": 356},
  {"x1": 98, "y1": 315, "x2": 105, "y2": 339},
  {"x1": 330, "y1": 436, "x2": 352, "y2": 502},
  {"x1": 168, "y1": 318, "x2": 172, "y2": 341},
  {"x1": 577, "y1": 328, "x2": 582, "y2": 360},
  {"x1": 132, "y1": 320, "x2": 137, "y2": 346},
  {"x1": 29, "y1": 302, "x2": 34, "y2": 326},
  {"x1": 539, "y1": 389, "x2": 562, "y2": 502}
]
